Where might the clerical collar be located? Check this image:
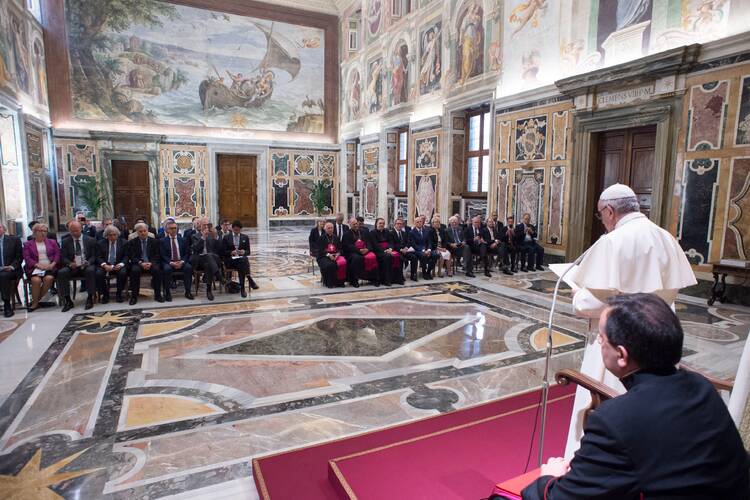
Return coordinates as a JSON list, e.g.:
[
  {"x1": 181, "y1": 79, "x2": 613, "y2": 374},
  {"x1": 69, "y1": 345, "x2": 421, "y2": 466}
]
[
  {"x1": 620, "y1": 366, "x2": 677, "y2": 390},
  {"x1": 615, "y1": 211, "x2": 646, "y2": 229}
]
